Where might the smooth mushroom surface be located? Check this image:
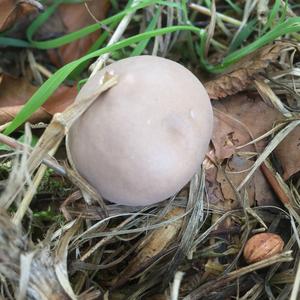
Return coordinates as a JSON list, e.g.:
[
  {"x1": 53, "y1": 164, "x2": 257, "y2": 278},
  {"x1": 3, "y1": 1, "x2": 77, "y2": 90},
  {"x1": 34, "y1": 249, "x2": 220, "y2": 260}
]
[{"x1": 67, "y1": 55, "x2": 213, "y2": 206}]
